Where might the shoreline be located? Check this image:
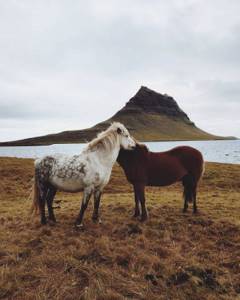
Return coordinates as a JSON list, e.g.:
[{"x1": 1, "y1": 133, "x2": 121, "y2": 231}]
[
  {"x1": 0, "y1": 137, "x2": 237, "y2": 147},
  {"x1": 0, "y1": 139, "x2": 239, "y2": 165}
]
